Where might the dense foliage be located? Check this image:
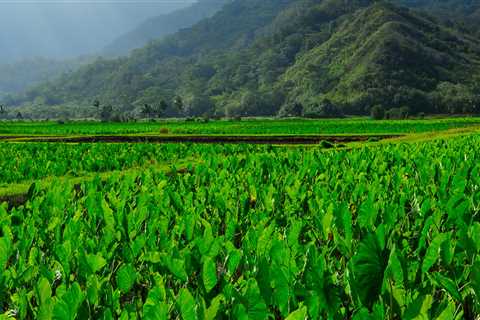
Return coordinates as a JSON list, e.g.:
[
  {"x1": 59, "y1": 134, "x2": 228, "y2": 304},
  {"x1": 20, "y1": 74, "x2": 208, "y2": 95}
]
[
  {"x1": 6, "y1": 0, "x2": 480, "y2": 119},
  {"x1": 399, "y1": 0, "x2": 480, "y2": 35},
  {"x1": 1, "y1": 135, "x2": 480, "y2": 318},
  {"x1": 0, "y1": 143, "x2": 191, "y2": 185}
]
